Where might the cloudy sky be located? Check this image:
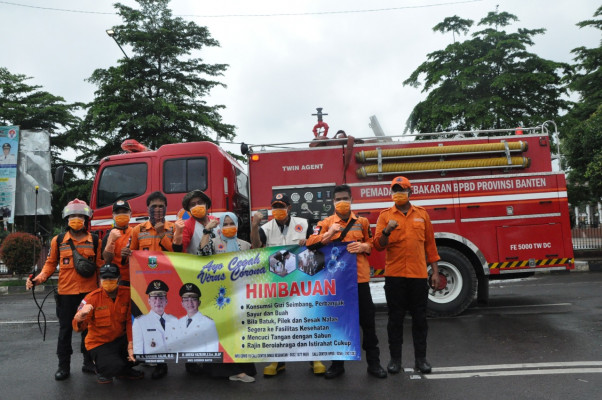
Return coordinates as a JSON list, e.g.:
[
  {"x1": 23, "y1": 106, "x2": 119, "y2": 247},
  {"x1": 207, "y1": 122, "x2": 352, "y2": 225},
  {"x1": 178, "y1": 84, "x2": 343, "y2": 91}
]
[{"x1": 1, "y1": 0, "x2": 600, "y2": 158}]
